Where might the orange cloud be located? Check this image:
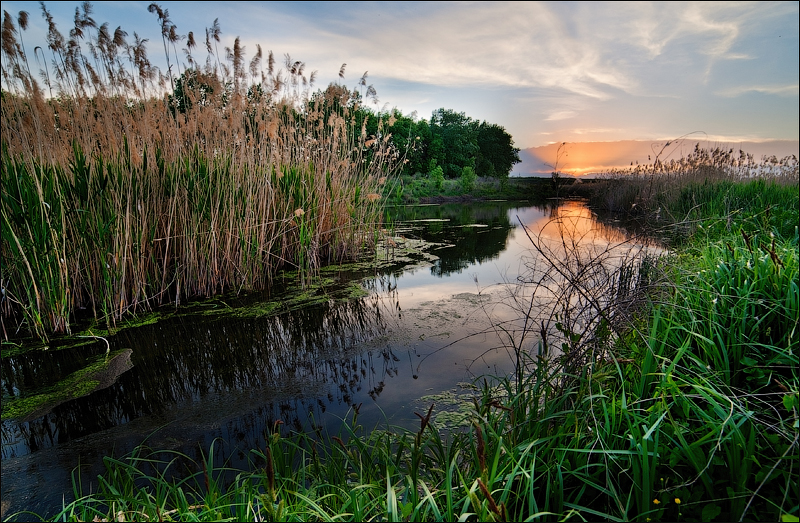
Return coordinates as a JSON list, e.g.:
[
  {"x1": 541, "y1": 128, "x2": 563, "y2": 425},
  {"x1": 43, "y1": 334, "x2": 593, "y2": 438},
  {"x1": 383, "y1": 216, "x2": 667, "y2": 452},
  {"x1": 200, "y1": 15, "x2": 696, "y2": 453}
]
[{"x1": 513, "y1": 139, "x2": 799, "y2": 177}]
